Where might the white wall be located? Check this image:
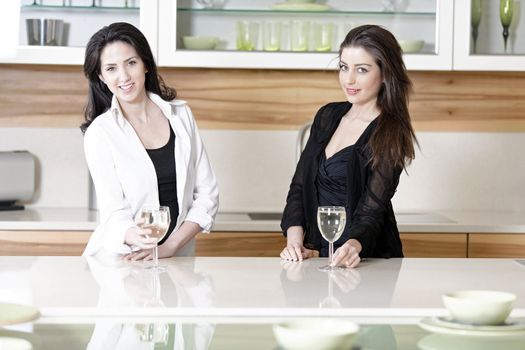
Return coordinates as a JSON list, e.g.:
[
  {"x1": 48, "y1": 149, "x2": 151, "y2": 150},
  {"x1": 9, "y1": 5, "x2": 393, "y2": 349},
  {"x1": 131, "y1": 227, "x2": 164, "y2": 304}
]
[{"x1": 1, "y1": 127, "x2": 524, "y2": 212}]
